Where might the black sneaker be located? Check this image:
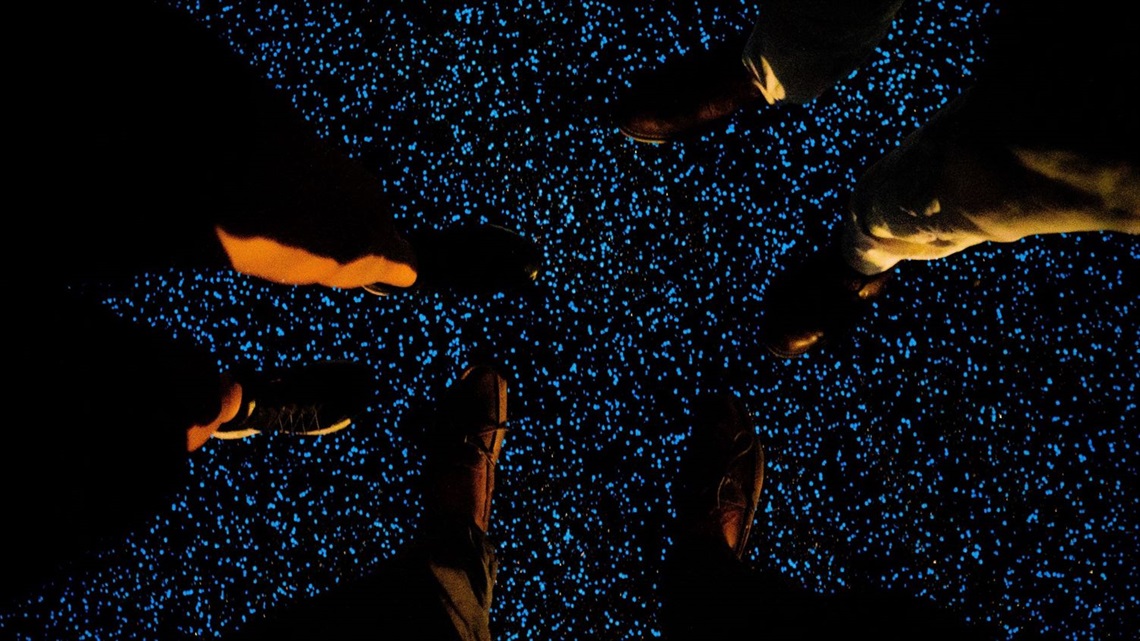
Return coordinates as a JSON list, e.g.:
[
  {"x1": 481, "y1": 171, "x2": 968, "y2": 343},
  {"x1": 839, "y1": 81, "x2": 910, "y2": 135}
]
[
  {"x1": 362, "y1": 224, "x2": 542, "y2": 296},
  {"x1": 213, "y1": 361, "x2": 374, "y2": 439}
]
